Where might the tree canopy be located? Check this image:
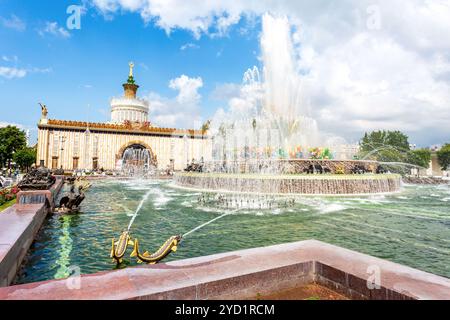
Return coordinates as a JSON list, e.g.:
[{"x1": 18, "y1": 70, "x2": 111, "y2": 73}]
[
  {"x1": 437, "y1": 144, "x2": 450, "y2": 171},
  {"x1": 358, "y1": 130, "x2": 430, "y2": 169},
  {"x1": 407, "y1": 149, "x2": 432, "y2": 168},
  {"x1": 13, "y1": 147, "x2": 36, "y2": 172},
  {"x1": 359, "y1": 130, "x2": 410, "y2": 162},
  {"x1": 360, "y1": 130, "x2": 409, "y2": 153},
  {"x1": 0, "y1": 126, "x2": 27, "y2": 168}
]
